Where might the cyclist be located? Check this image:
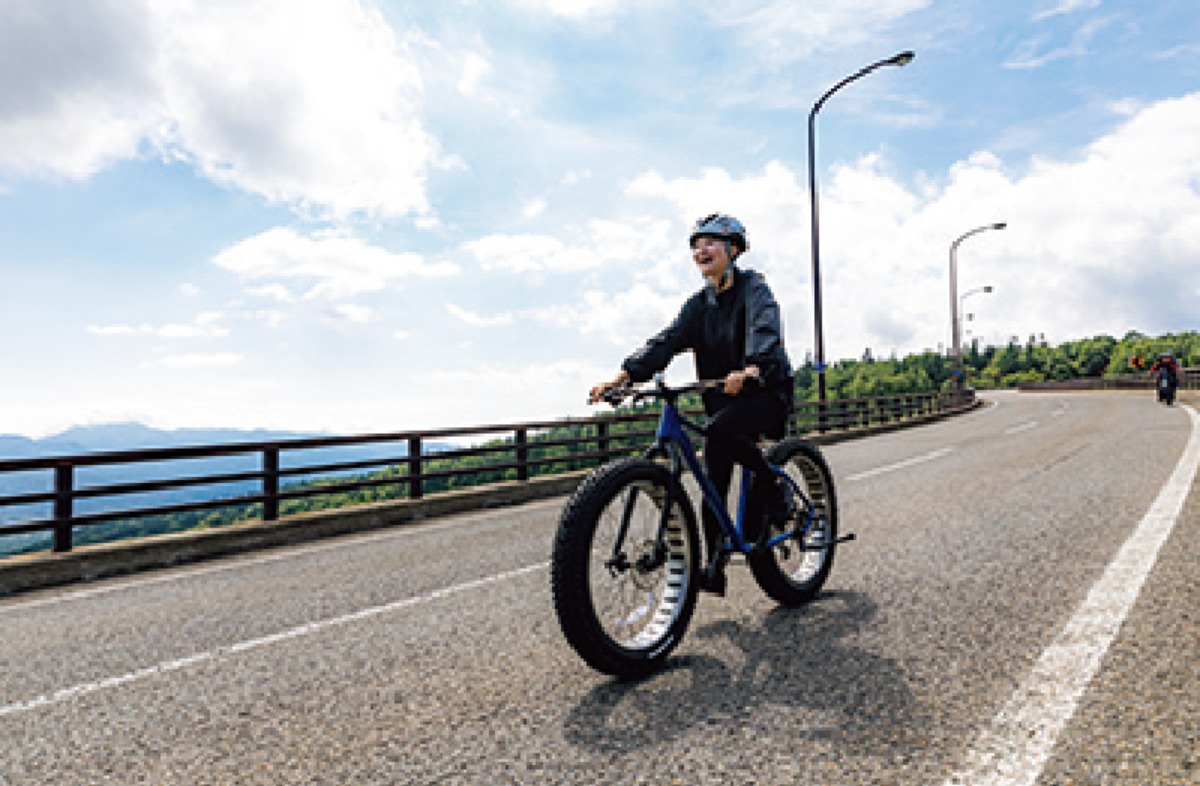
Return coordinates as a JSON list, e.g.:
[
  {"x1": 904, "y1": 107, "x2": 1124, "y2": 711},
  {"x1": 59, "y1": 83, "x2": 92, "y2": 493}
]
[{"x1": 589, "y1": 213, "x2": 795, "y2": 594}]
